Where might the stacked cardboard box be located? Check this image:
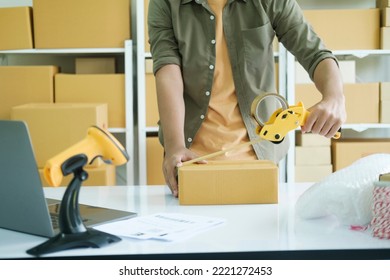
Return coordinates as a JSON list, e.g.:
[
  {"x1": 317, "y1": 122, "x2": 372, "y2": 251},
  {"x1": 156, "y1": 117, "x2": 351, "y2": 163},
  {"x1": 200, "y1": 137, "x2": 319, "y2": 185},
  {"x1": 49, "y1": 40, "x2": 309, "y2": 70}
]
[
  {"x1": 55, "y1": 74, "x2": 125, "y2": 128},
  {"x1": 295, "y1": 132, "x2": 333, "y2": 182},
  {"x1": 1, "y1": 1, "x2": 131, "y2": 50},
  {"x1": 380, "y1": 83, "x2": 390, "y2": 122},
  {"x1": 11, "y1": 103, "x2": 115, "y2": 186},
  {"x1": 303, "y1": 9, "x2": 380, "y2": 50},
  {"x1": 0, "y1": 66, "x2": 58, "y2": 120},
  {"x1": 0, "y1": 7, "x2": 34, "y2": 50},
  {"x1": 145, "y1": 60, "x2": 165, "y2": 185},
  {"x1": 33, "y1": 0, "x2": 131, "y2": 48},
  {"x1": 145, "y1": 59, "x2": 159, "y2": 127},
  {"x1": 332, "y1": 139, "x2": 390, "y2": 171},
  {"x1": 144, "y1": 0, "x2": 150, "y2": 52},
  {"x1": 295, "y1": 83, "x2": 380, "y2": 124},
  {"x1": 146, "y1": 137, "x2": 165, "y2": 185},
  {"x1": 377, "y1": 0, "x2": 390, "y2": 48},
  {"x1": 75, "y1": 57, "x2": 116, "y2": 74}
]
